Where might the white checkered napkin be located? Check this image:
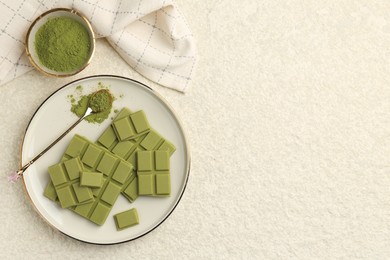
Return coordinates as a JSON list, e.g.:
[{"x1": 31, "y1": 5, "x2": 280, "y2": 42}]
[
  {"x1": 107, "y1": 5, "x2": 197, "y2": 92},
  {"x1": 0, "y1": 1, "x2": 43, "y2": 84},
  {"x1": 0, "y1": 0, "x2": 197, "y2": 92}
]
